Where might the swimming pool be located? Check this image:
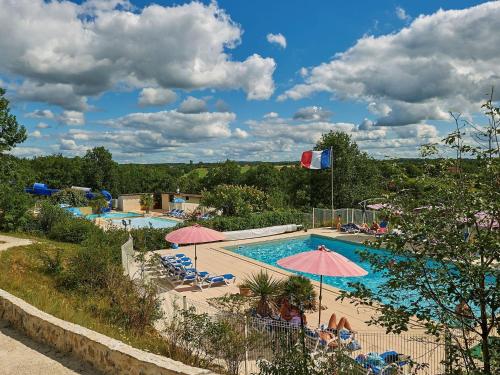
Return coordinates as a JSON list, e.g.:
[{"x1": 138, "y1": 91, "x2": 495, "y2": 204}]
[
  {"x1": 112, "y1": 216, "x2": 180, "y2": 229},
  {"x1": 225, "y1": 234, "x2": 418, "y2": 308},
  {"x1": 86, "y1": 212, "x2": 140, "y2": 220}
]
